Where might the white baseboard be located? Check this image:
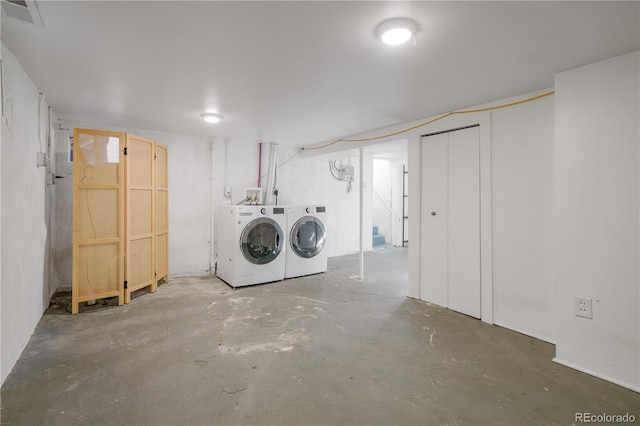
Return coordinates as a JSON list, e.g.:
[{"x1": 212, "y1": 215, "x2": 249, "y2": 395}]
[{"x1": 553, "y1": 357, "x2": 640, "y2": 393}]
